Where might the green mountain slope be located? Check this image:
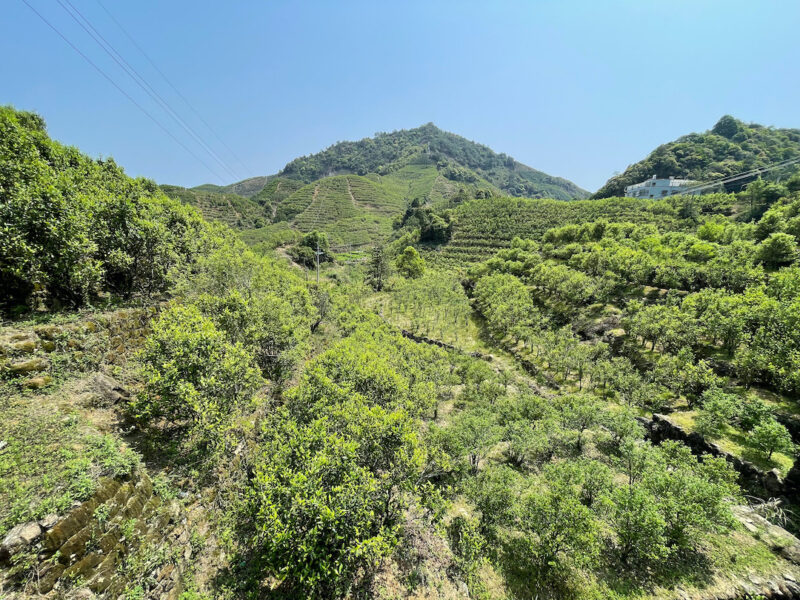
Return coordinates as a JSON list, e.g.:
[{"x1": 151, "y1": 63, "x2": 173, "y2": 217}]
[
  {"x1": 160, "y1": 184, "x2": 268, "y2": 229},
  {"x1": 596, "y1": 116, "x2": 800, "y2": 198},
  {"x1": 179, "y1": 124, "x2": 588, "y2": 246},
  {"x1": 277, "y1": 123, "x2": 587, "y2": 200},
  {"x1": 426, "y1": 194, "x2": 733, "y2": 267},
  {"x1": 194, "y1": 175, "x2": 271, "y2": 198}
]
